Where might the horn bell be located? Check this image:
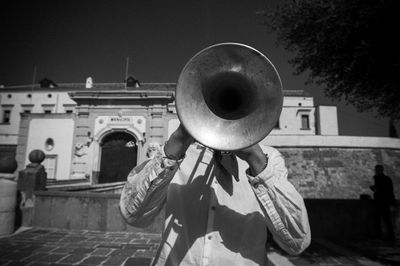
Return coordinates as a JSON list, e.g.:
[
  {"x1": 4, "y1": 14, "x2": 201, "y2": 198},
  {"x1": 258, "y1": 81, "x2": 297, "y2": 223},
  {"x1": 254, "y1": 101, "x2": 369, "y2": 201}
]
[{"x1": 176, "y1": 43, "x2": 283, "y2": 151}]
